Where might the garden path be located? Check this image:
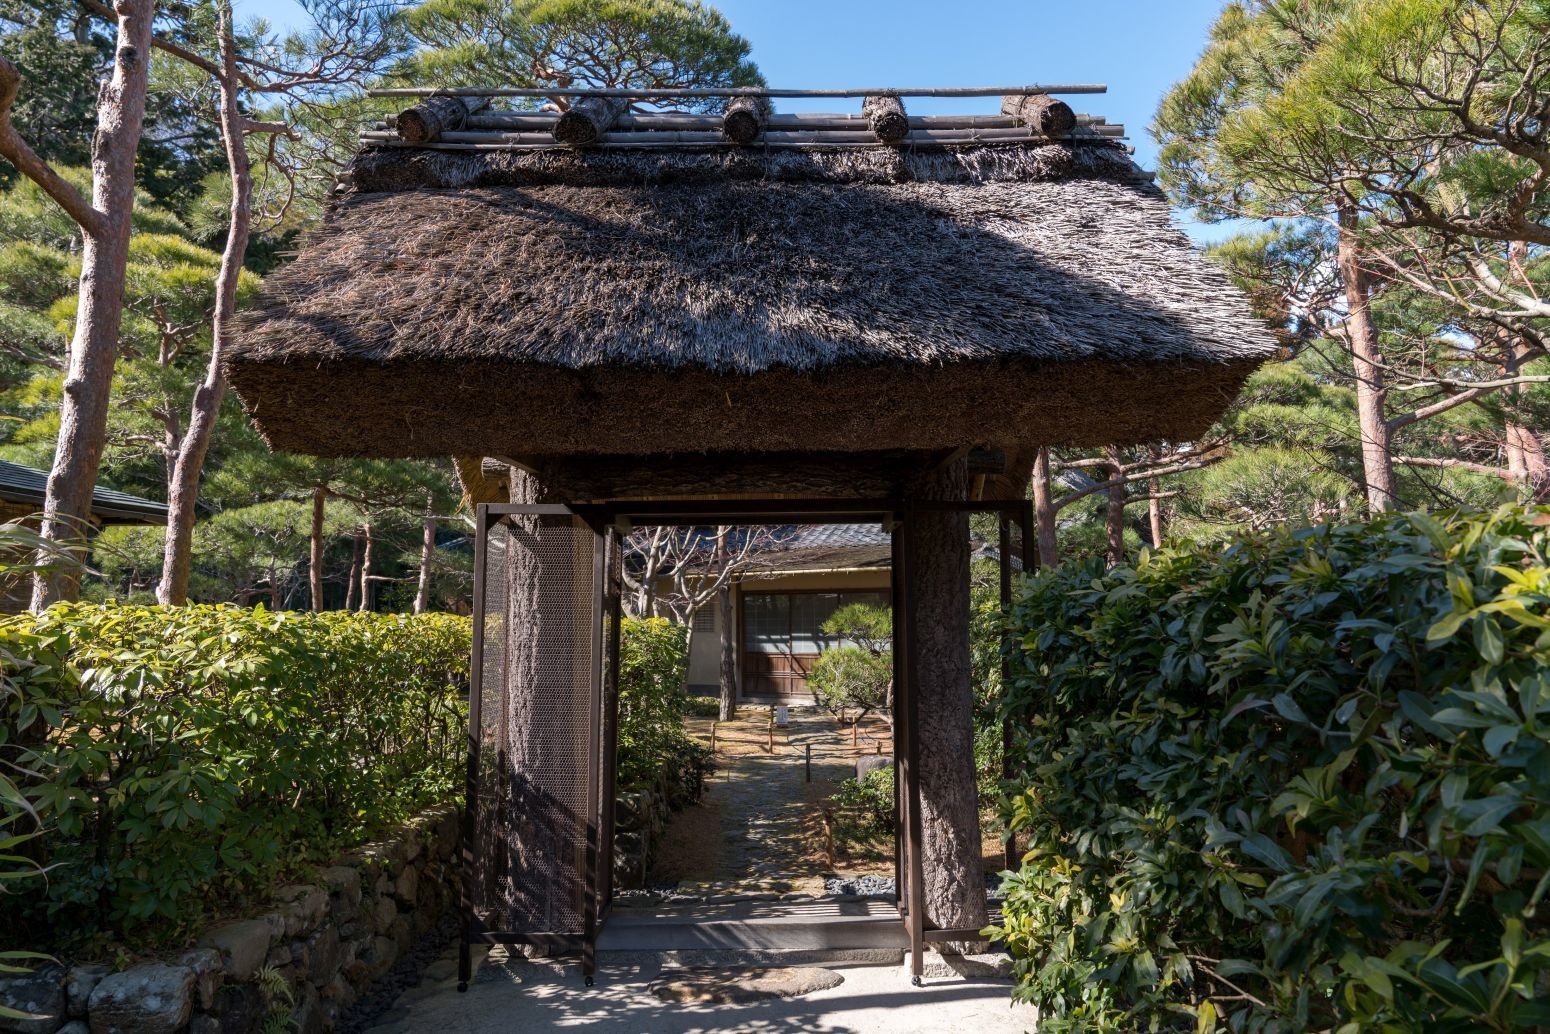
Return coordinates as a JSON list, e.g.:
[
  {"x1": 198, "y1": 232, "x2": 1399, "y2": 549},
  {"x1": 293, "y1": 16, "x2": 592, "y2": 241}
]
[{"x1": 650, "y1": 705, "x2": 893, "y2": 893}]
